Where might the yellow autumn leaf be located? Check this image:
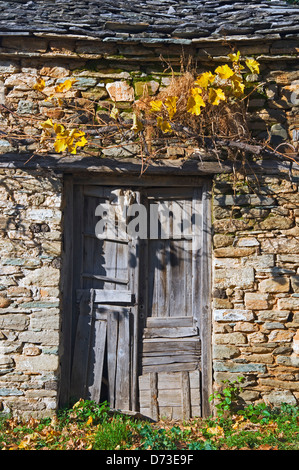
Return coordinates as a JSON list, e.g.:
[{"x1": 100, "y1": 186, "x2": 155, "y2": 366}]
[
  {"x1": 131, "y1": 113, "x2": 143, "y2": 134},
  {"x1": 54, "y1": 137, "x2": 68, "y2": 153},
  {"x1": 206, "y1": 426, "x2": 224, "y2": 437},
  {"x1": 33, "y1": 78, "x2": 46, "y2": 92},
  {"x1": 245, "y1": 58, "x2": 260, "y2": 74},
  {"x1": 150, "y1": 99, "x2": 163, "y2": 112},
  {"x1": 164, "y1": 96, "x2": 177, "y2": 120},
  {"x1": 187, "y1": 88, "x2": 206, "y2": 115},
  {"x1": 53, "y1": 123, "x2": 66, "y2": 136},
  {"x1": 231, "y1": 74, "x2": 245, "y2": 96},
  {"x1": 55, "y1": 78, "x2": 76, "y2": 93},
  {"x1": 208, "y1": 87, "x2": 226, "y2": 106},
  {"x1": 228, "y1": 51, "x2": 241, "y2": 63},
  {"x1": 110, "y1": 105, "x2": 119, "y2": 120},
  {"x1": 41, "y1": 118, "x2": 54, "y2": 130},
  {"x1": 157, "y1": 116, "x2": 172, "y2": 133},
  {"x1": 215, "y1": 64, "x2": 235, "y2": 80},
  {"x1": 86, "y1": 416, "x2": 93, "y2": 426},
  {"x1": 194, "y1": 71, "x2": 215, "y2": 89}
]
